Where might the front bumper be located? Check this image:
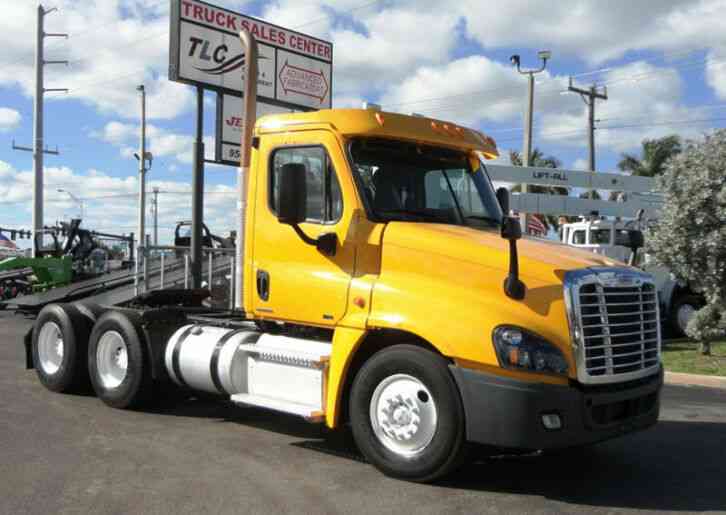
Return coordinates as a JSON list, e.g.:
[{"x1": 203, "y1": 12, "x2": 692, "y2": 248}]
[{"x1": 449, "y1": 365, "x2": 662, "y2": 450}]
